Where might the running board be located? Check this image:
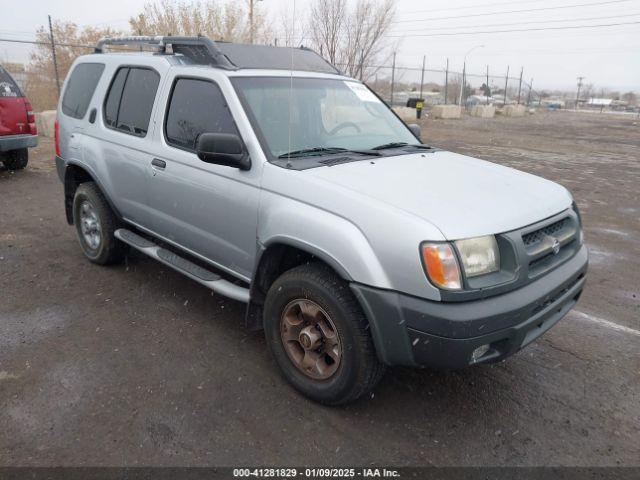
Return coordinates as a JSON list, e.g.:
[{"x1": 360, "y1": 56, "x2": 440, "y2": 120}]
[{"x1": 115, "y1": 228, "x2": 250, "y2": 303}]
